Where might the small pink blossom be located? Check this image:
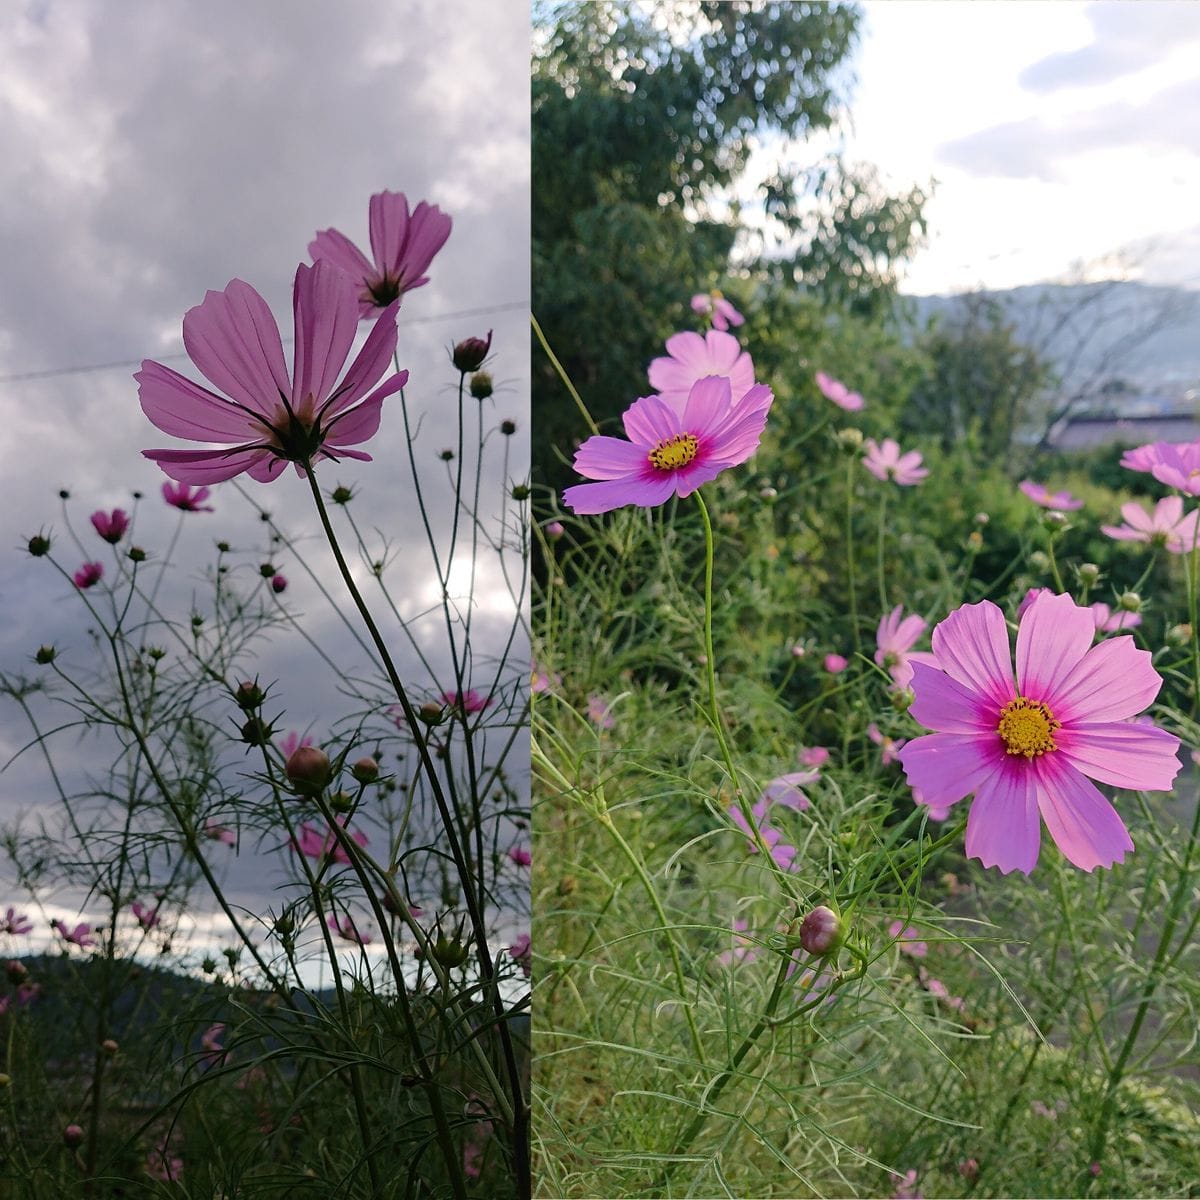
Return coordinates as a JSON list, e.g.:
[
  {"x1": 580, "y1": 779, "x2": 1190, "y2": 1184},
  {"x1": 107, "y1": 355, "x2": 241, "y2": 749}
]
[
  {"x1": 531, "y1": 665, "x2": 561, "y2": 694},
  {"x1": 814, "y1": 370, "x2": 864, "y2": 411},
  {"x1": 586, "y1": 695, "x2": 615, "y2": 729},
  {"x1": 863, "y1": 439, "x2": 928, "y2": 486},
  {"x1": 890, "y1": 1168, "x2": 923, "y2": 1199},
  {"x1": 648, "y1": 330, "x2": 756, "y2": 413},
  {"x1": 270, "y1": 574, "x2": 288, "y2": 594},
  {"x1": 868, "y1": 723, "x2": 906, "y2": 766},
  {"x1": 290, "y1": 818, "x2": 368, "y2": 865},
  {"x1": 73, "y1": 561, "x2": 103, "y2": 589},
  {"x1": 1101, "y1": 496, "x2": 1199, "y2": 552},
  {"x1": 1144, "y1": 441, "x2": 1200, "y2": 495},
  {"x1": 442, "y1": 689, "x2": 492, "y2": 714},
  {"x1": 507, "y1": 932, "x2": 531, "y2": 978},
  {"x1": 507, "y1": 846, "x2": 531, "y2": 868},
  {"x1": 200, "y1": 1022, "x2": 228, "y2": 1066},
  {"x1": 1090, "y1": 603, "x2": 1141, "y2": 634},
  {"x1": 90, "y1": 508, "x2": 130, "y2": 543},
  {"x1": 898, "y1": 592, "x2": 1180, "y2": 874},
  {"x1": 326, "y1": 913, "x2": 371, "y2": 945},
  {"x1": 51, "y1": 919, "x2": 95, "y2": 949},
  {"x1": 1120, "y1": 442, "x2": 1162, "y2": 472},
  {"x1": 797, "y1": 745, "x2": 829, "y2": 768},
  {"x1": 1017, "y1": 586, "x2": 1055, "y2": 619},
  {"x1": 543, "y1": 520, "x2": 565, "y2": 540},
  {"x1": 162, "y1": 481, "x2": 214, "y2": 512},
  {"x1": 1, "y1": 908, "x2": 32, "y2": 936},
  {"x1": 716, "y1": 917, "x2": 759, "y2": 968},
  {"x1": 912, "y1": 788, "x2": 952, "y2": 822},
  {"x1": 131, "y1": 901, "x2": 160, "y2": 931},
  {"x1": 690, "y1": 289, "x2": 744, "y2": 331},
  {"x1": 309, "y1": 190, "x2": 452, "y2": 319},
  {"x1": 277, "y1": 730, "x2": 315, "y2": 759},
  {"x1": 888, "y1": 920, "x2": 928, "y2": 958},
  {"x1": 823, "y1": 653, "x2": 848, "y2": 674},
  {"x1": 958, "y1": 1158, "x2": 980, "y2": 1181},
  {"x1": 875, "y1": 606, "x2": 938, "y2": 689},
  {"x1": 562, "y1": 375, "x2": 773, "y2": 514},
  {"x1": 204, "y1": 820, "x2": 236, "y2": 845},
  {"x1": 1019, "y1": 480, "x2": 1084, "y2": 511},
  {"x1": 760, "y1": 770, "x2": 819, "y2": 812}
]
